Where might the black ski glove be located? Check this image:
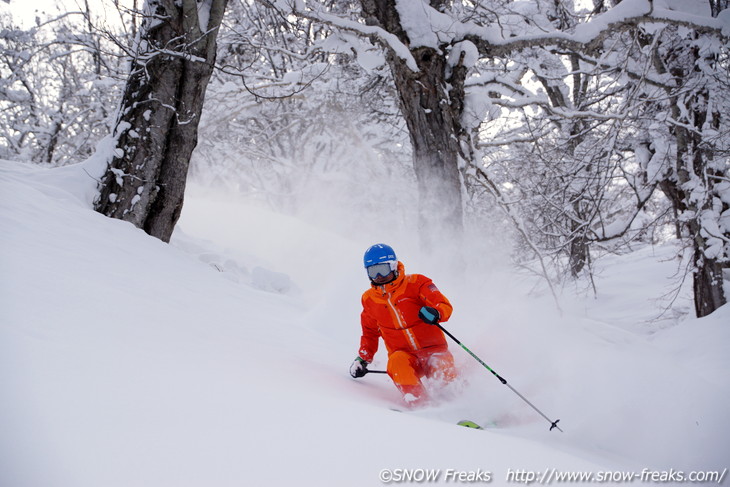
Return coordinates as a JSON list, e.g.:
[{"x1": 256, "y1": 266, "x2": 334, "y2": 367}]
[
  {"x1": 350, "y1": 357, "x2": 369, "y2": 378},
  {"x1": 418, "y1": 306, "x2": 440, "y2": 325}
]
